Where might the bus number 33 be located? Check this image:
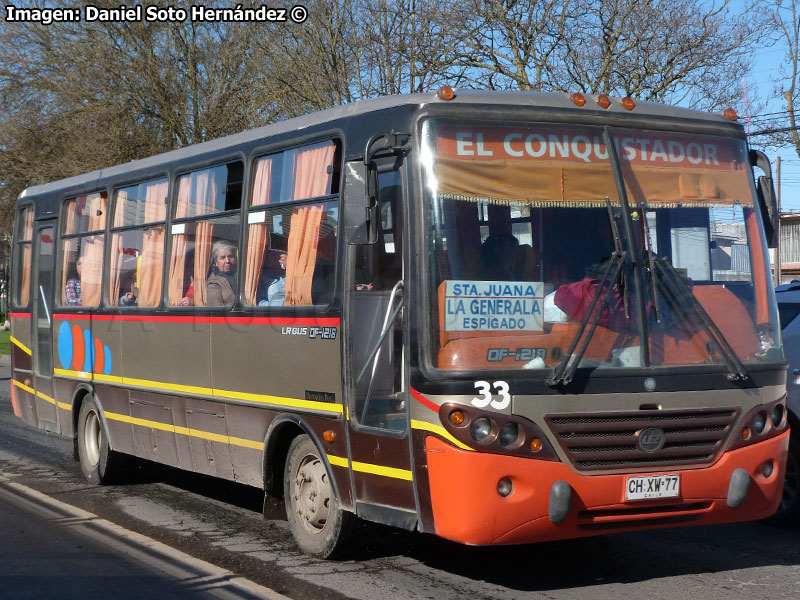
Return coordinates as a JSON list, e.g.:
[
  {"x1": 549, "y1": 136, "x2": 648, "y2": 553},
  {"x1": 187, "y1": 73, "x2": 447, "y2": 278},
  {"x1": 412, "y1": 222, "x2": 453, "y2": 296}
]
[{"x1": 472, "y1": 380, "x2": 511, "y2": 410}]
